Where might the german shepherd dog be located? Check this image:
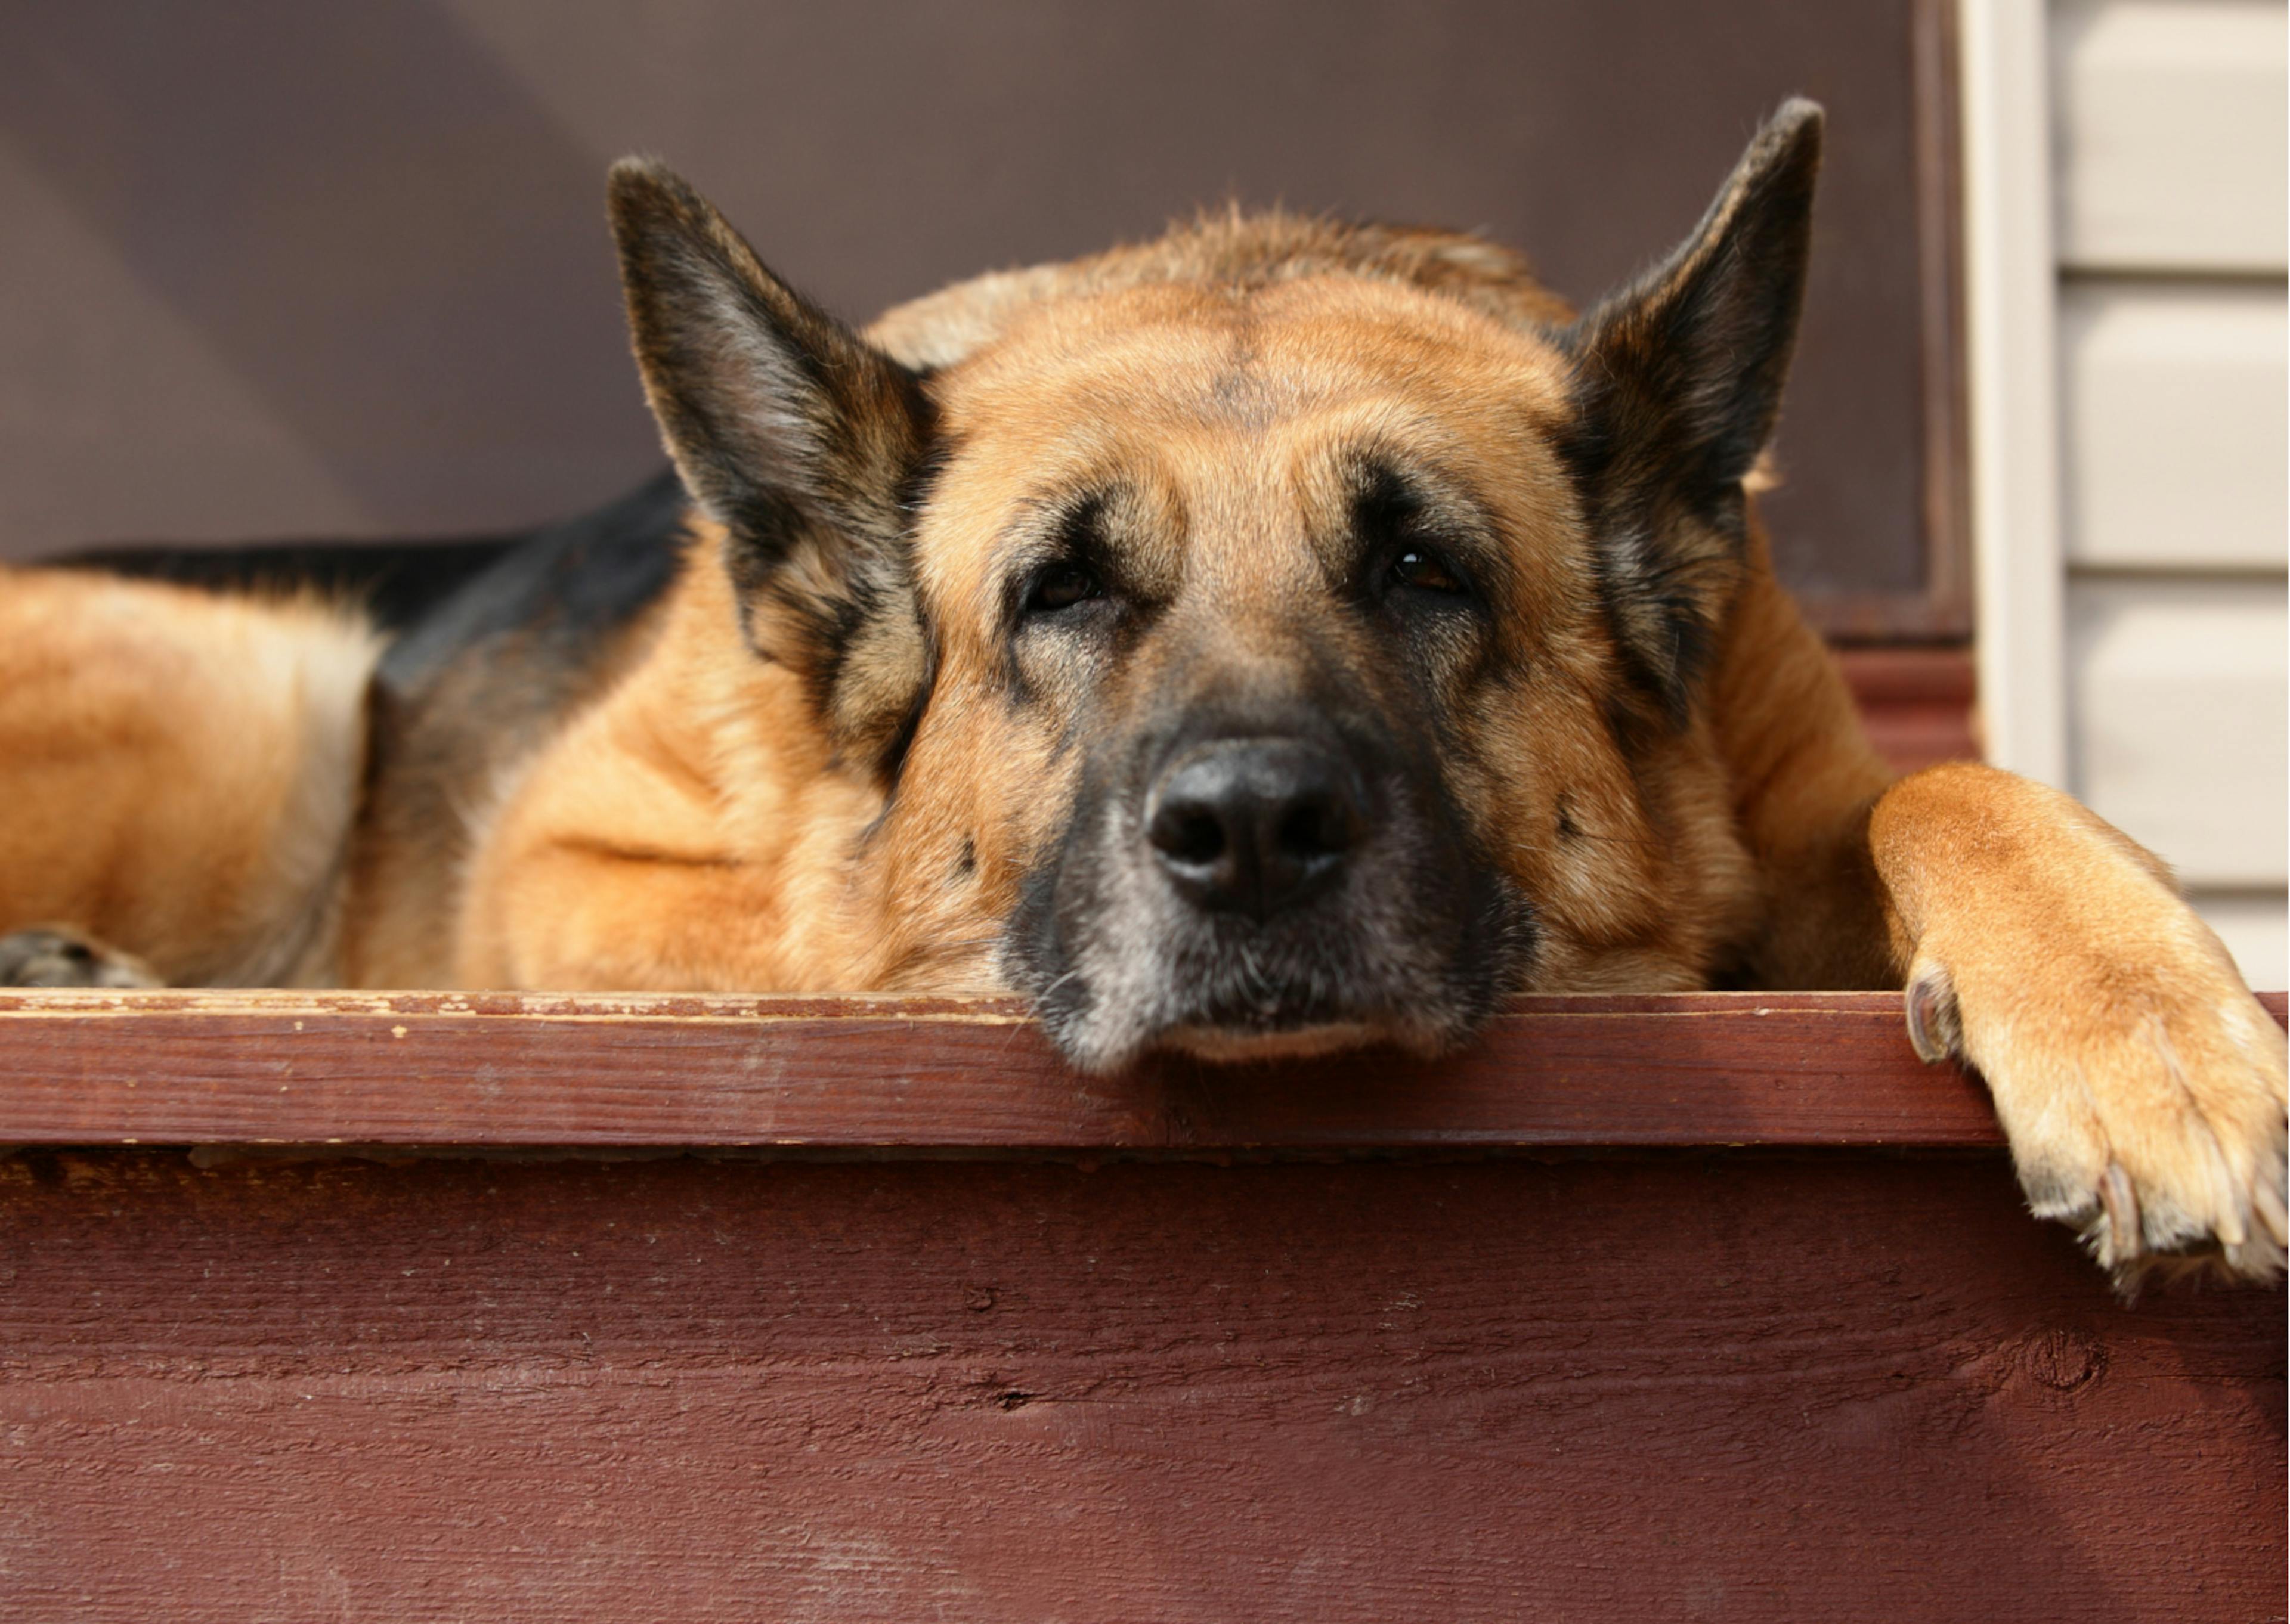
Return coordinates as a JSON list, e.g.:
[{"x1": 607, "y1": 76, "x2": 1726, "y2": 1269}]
[{"x1": 1, "y1": 104, "x2": 2281, "y2": 1285}]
